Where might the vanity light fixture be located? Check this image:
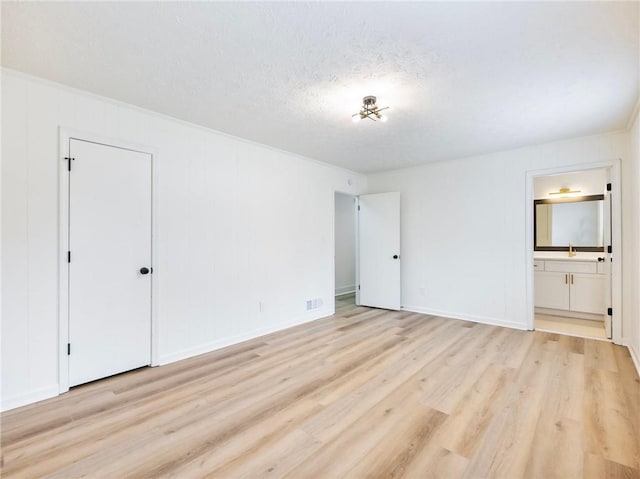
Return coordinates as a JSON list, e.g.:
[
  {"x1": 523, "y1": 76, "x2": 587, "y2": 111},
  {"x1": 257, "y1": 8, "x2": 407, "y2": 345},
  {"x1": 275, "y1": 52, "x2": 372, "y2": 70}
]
[
  {"x1": 549, "y1": 187, "x2": 582, "y2": 197},
  {"x1": 352, "y1": 96, "x2": 389, "y2": 123}
]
